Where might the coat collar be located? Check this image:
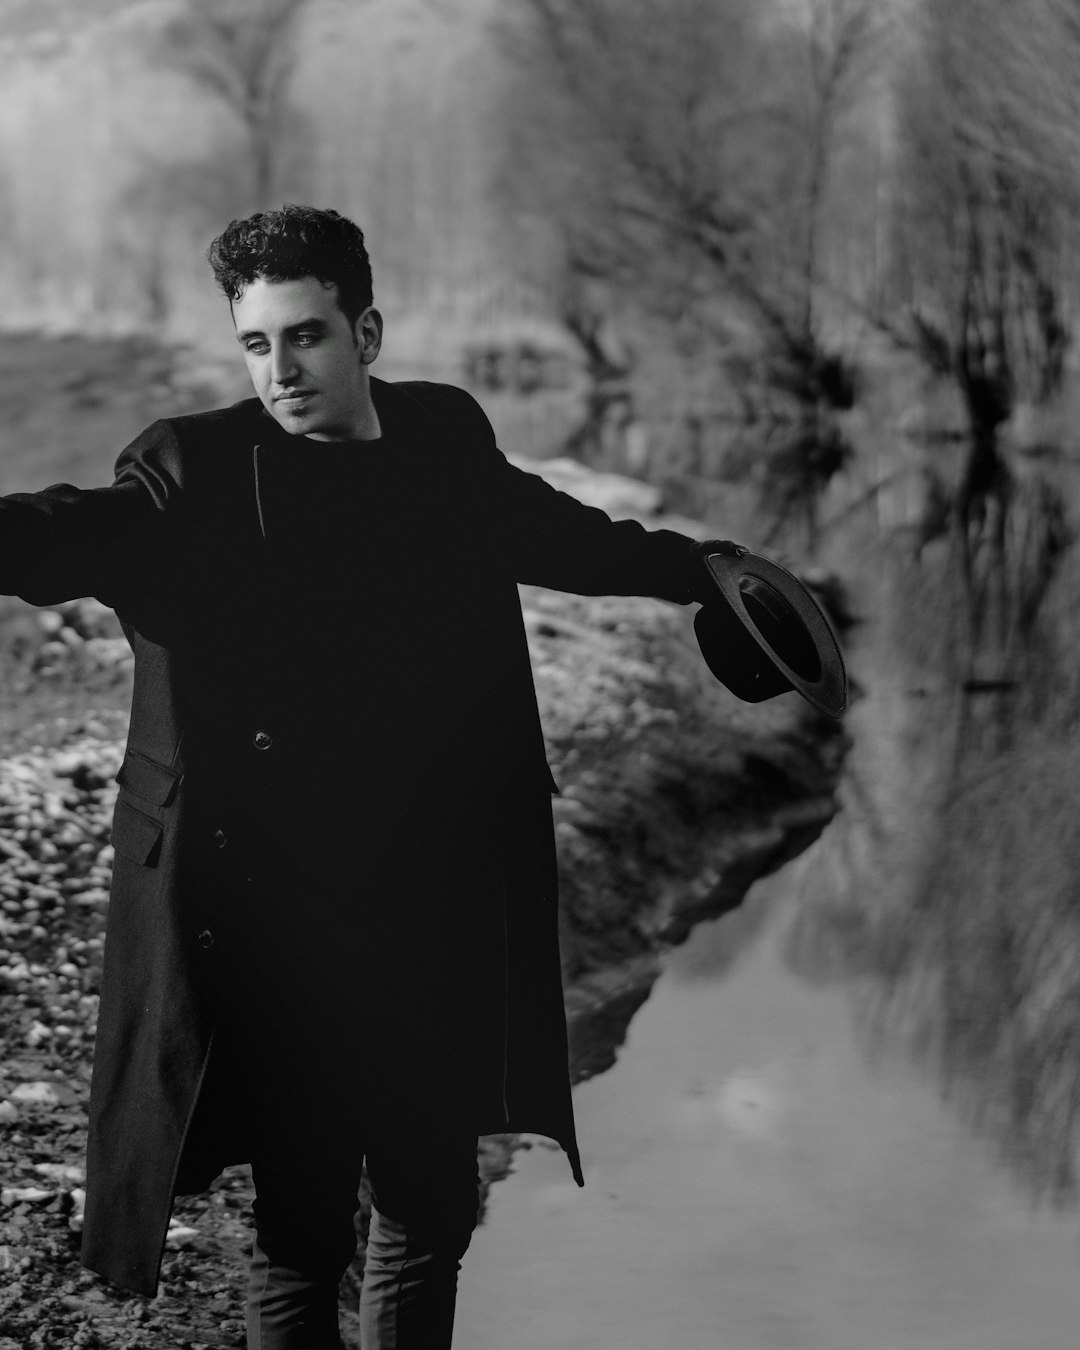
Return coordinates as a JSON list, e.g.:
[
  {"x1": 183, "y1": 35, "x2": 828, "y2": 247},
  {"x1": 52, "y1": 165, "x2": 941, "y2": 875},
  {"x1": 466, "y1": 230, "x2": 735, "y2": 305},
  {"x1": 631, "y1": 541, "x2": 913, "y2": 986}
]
[
  {"x1": 370, "y1": 376, "x2": 443, "y2": 444},
  {"x1": 246, "y1": 377, "x2": 443, "y2": 540}
]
